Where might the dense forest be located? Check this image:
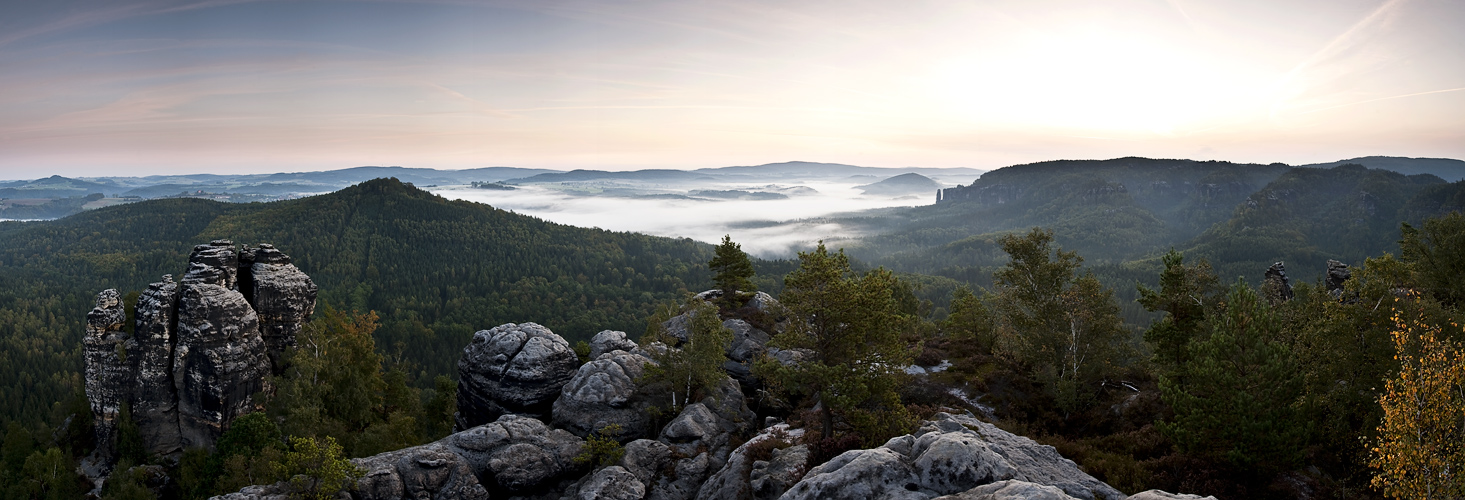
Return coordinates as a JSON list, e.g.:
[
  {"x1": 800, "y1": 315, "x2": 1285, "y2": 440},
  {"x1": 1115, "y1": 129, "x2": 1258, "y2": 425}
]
[{"x1": 1, "y1": 162, "x2": 1464, "y2": 499}]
